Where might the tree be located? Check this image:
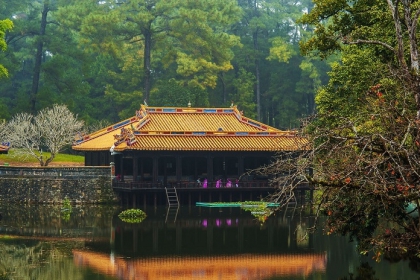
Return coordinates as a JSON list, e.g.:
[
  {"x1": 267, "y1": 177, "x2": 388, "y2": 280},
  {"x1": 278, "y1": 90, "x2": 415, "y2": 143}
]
[
  {"x1": 226, "y1": 0, "x2": 325, "y2": 127},
  {"x1": 0, "y1": 18, "x2": 13, "y2": 79},
  {"x1": 30, "y1": 0, "x2": 51, "y2": 114},
  {"x1": 261, "y1": 0, "x2": 420, "y2": 263},
  {"x1": 0, "y1": 0, "x2": 94, "y2": 119},
  {"x1": 58, "y1": 0, "x2": 242, "y2": 103},
  {"x1": 0, "y1": 119, "x2": 8, "y2": 143},
  {"x1": 149, "y1": 79, "x2": 209, "y2": 108},
  {"x1": 6, "y1": 104, "x2": 83, "y2": 166}
]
